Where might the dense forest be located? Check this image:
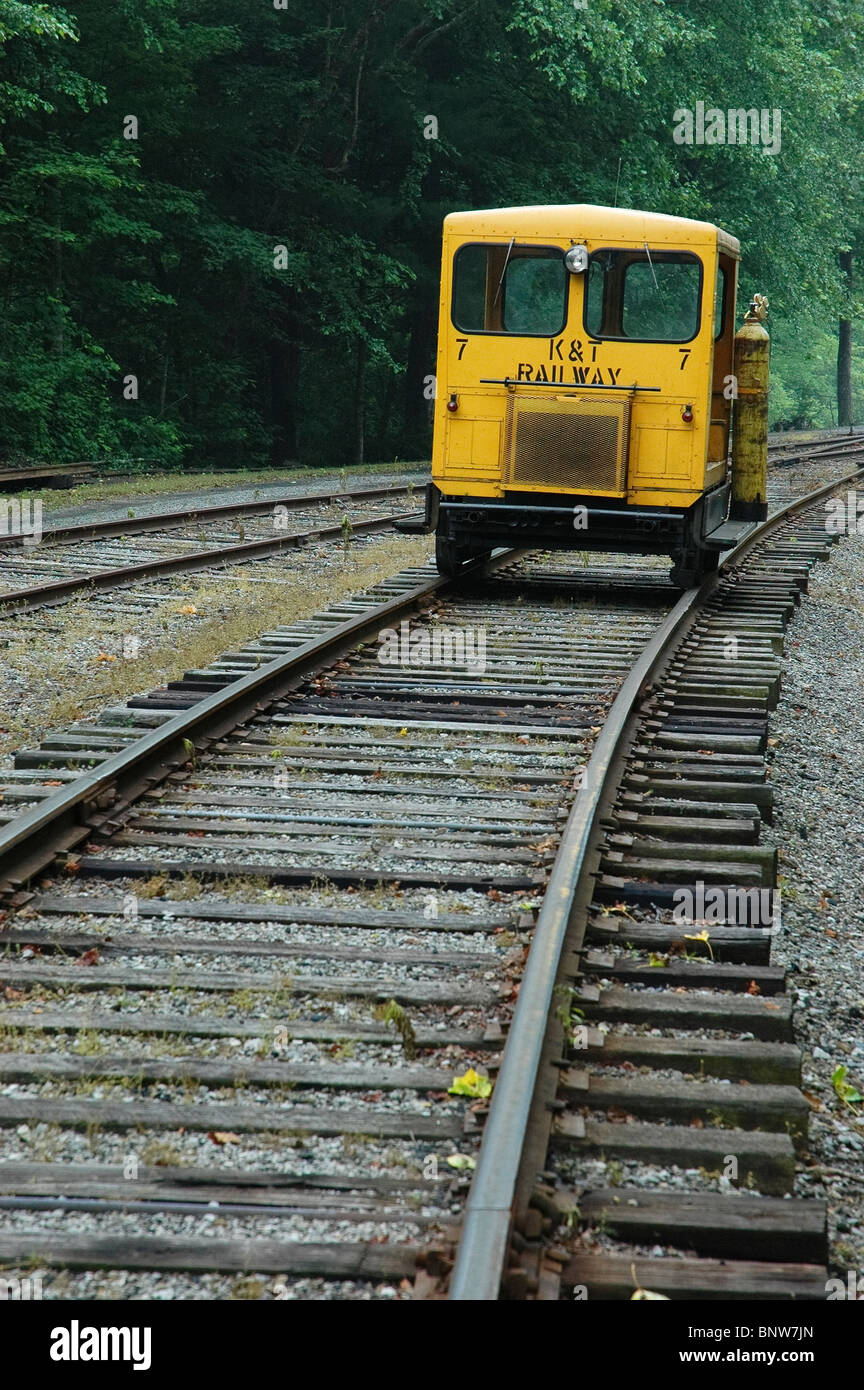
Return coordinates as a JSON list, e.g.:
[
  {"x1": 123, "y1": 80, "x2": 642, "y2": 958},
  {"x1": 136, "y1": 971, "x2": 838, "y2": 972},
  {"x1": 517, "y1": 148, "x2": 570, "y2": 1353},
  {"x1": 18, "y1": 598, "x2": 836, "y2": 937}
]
[{"x1": 0, "y1": 0, "x2": 862, "y2": 470}]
